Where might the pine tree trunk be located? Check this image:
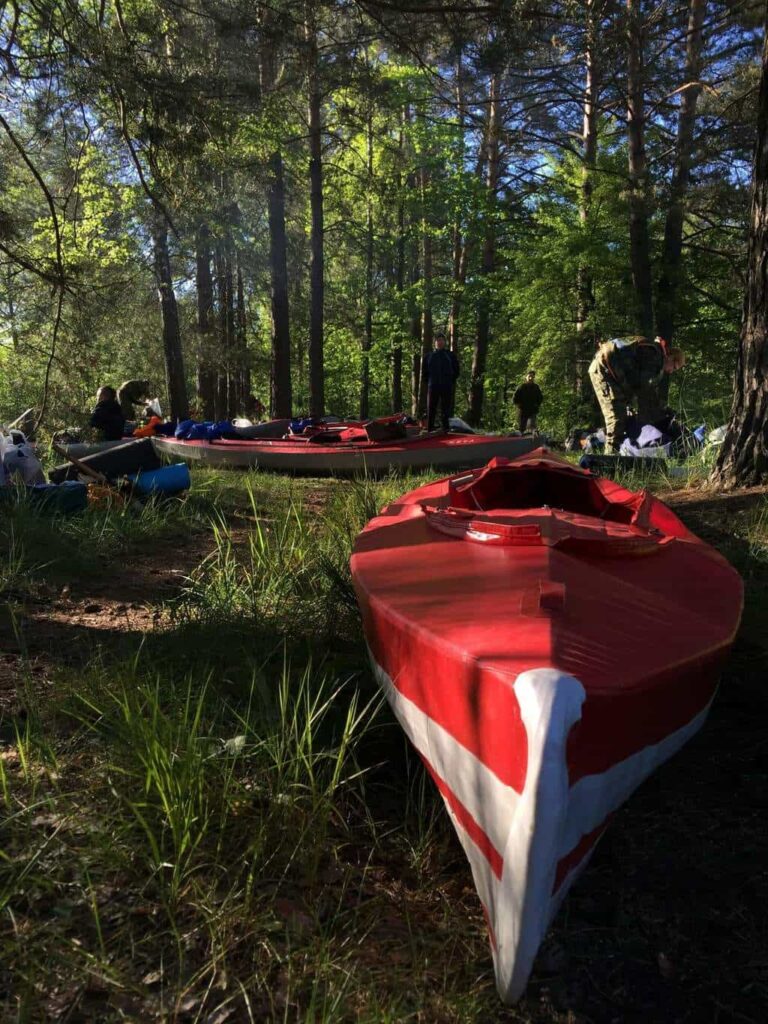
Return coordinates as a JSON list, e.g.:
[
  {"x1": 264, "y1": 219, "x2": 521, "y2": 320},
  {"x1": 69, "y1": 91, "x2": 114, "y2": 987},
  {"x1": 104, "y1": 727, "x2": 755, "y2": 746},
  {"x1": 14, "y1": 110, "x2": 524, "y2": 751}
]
[
  {"x1": 214, "y1": 240, "x2": 229, "y2": 419},
  {"x1": 468, "y1": 71, "x2": 501, "y2": 427},
  {"x1": 152, "y1": 215, "x2": 188, "y2": 421},
  {"x1": 307, "y1": 18, "x2": 325, "y2": 417},
  {"x1": 626, "y1": 0, "x2": 654, "y2": 339},
  {"x1": 195, "y1": 225, "x2": 216, "y2": 420},
  {"x1": 448, "y1": 46, "x2": 466, "y2": 356},
  {"x1": 267, "y1": 149, "x2": 292, "y2": 418},
  {"x1": 575, "y1": 0, "x2": 601, "y2": 391},
  {"x1": 712, "y1": 25, "x2": 768, "y2": 489},
  {"x1": 392, "y1": 115, "x2": 405, "y2": 412},
  {"x1": 656, "y1": 0, "x2": 707, "y2": 345},
  {"x1": 417, "y1": 165, "x2": 433, "y2": 417},
  {"x1": 360, "y1": 107, "x2": 374, "y2": 420},
  {"x1": 236, "y1": 258, "x2": 249, "y2": 411},
  {"x1": 409, "y1": 234, "x2": 421, "y2": 417}
]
